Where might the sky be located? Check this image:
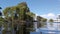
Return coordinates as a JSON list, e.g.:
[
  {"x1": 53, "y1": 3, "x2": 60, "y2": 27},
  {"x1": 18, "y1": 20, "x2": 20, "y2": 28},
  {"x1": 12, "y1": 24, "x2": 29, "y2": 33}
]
[{"x1": 0, "y1": 0, "x2": 60, "y2": 19}]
